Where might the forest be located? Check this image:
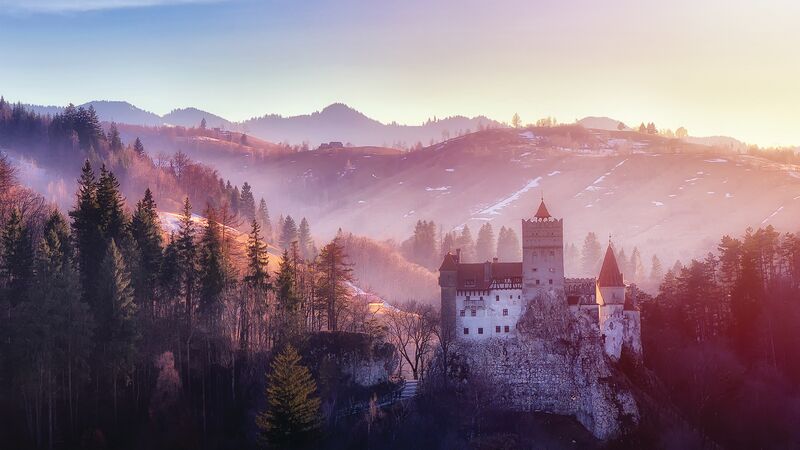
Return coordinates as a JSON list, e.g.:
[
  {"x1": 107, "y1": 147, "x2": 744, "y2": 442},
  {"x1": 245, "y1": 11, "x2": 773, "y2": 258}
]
[{"x1": 2, "y1": 98, "x2": 800, "y2": 449}]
